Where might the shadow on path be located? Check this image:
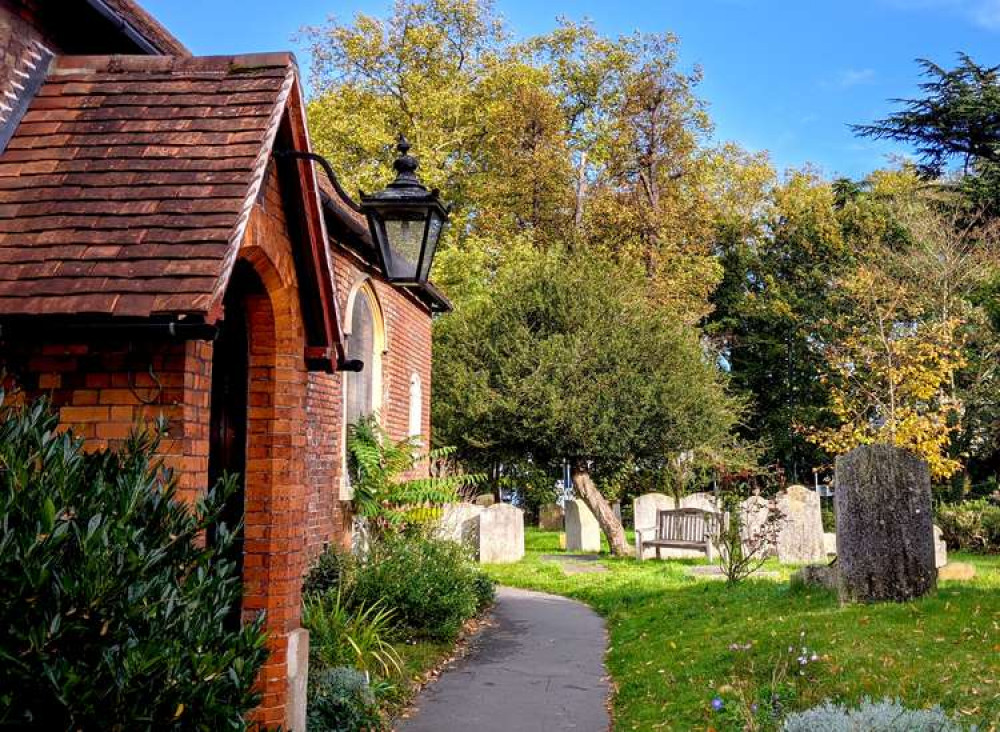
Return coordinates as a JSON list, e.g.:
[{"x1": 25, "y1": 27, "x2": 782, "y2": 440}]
[{"x1": 396, "y1": 586, "x2": 610, "y2": 732}]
